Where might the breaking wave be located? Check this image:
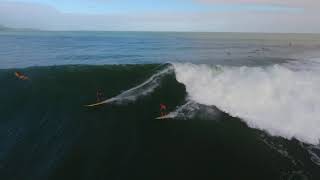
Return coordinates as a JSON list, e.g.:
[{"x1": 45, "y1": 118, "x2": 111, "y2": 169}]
[
  {"x1": 2, "y1": 63, "x2": 320, "y2": 179},
  {"x1": 173, "y1": 62, "x2": 320, "y2": 145}
]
